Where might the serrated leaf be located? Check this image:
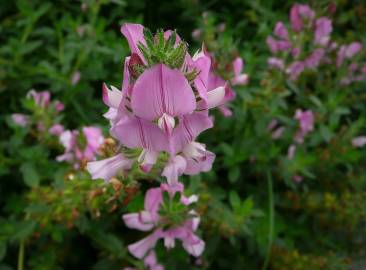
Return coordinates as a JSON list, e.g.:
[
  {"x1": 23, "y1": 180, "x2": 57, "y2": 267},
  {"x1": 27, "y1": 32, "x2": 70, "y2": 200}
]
[{"x1": 20, "y1": 163, "x2": 40, "y2": 187}]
